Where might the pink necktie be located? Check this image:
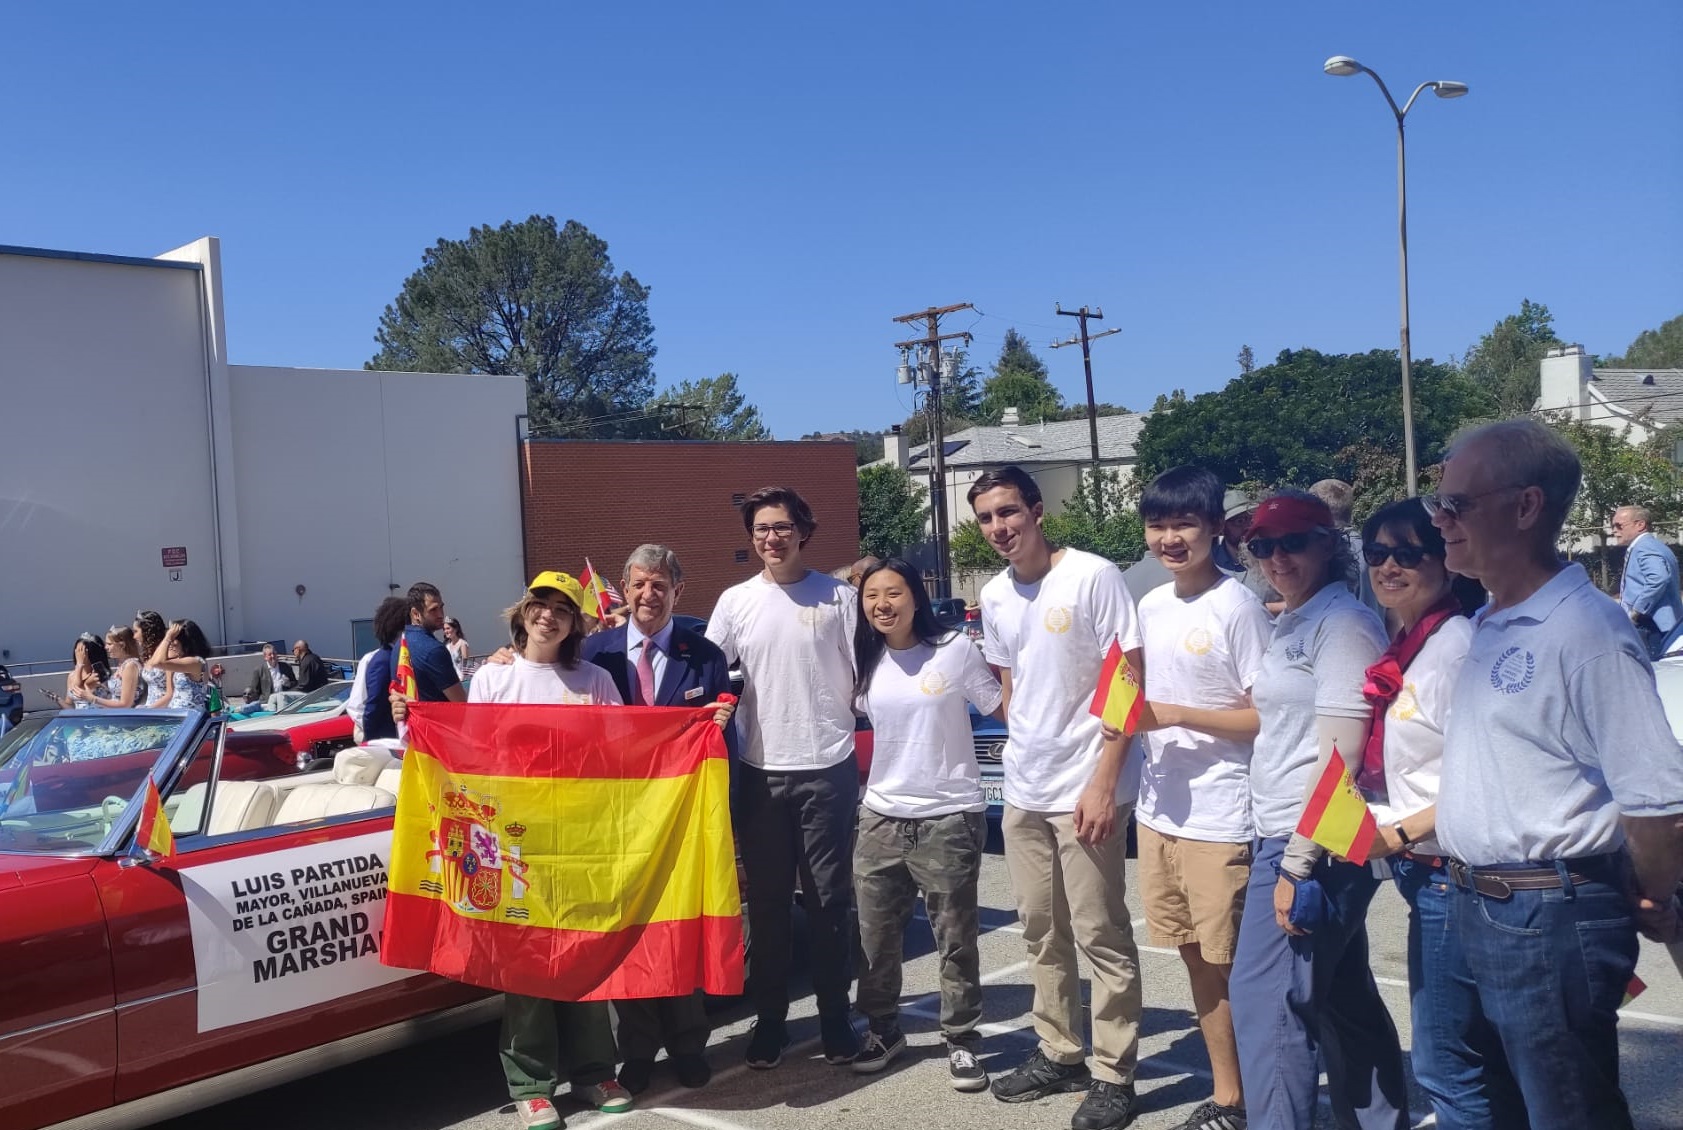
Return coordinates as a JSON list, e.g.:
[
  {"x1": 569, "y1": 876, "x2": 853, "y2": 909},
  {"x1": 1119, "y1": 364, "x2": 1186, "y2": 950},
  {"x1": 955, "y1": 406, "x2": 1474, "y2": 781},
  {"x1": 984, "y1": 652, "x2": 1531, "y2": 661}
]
[{"x1": 637, "y1": 639, "x2": 657, "y2": 706}]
